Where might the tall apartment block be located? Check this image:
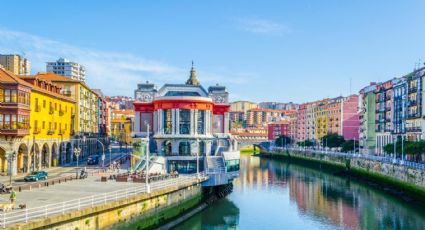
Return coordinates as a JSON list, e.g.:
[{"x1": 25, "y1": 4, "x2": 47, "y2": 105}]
[
  {"x1": 0, "y1": 54, "x2": 31, "y2": 75},
  {"x1": 46, "y1": 58, "x2": 86, "y2": 82}
]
